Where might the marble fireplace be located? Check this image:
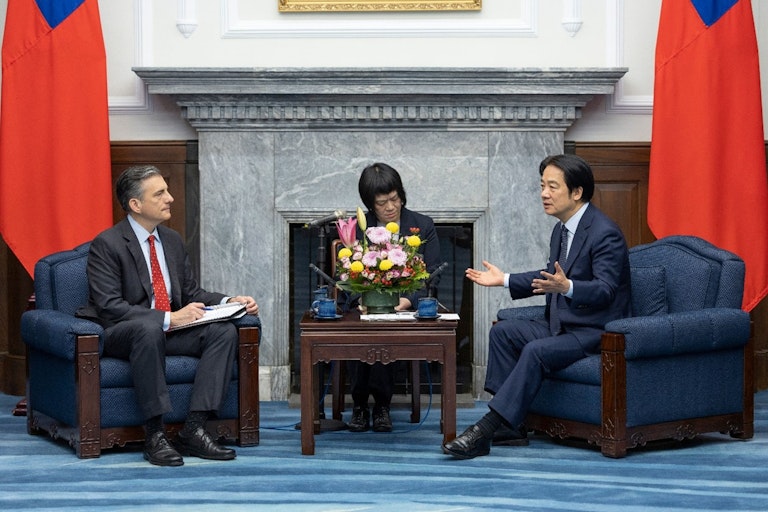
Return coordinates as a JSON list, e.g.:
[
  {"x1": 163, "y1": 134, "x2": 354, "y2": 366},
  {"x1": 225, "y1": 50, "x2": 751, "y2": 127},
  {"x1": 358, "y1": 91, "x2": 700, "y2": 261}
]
[{"x1": 134, "y1": 67, "x2": 626, "y2": 400}]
